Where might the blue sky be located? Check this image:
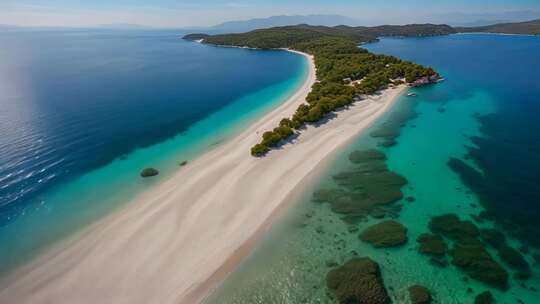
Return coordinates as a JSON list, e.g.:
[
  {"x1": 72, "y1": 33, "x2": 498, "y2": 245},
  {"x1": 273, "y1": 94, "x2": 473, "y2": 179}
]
[{"x1": 1, "y1": 0, "x2": 540, "y2": 27}]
